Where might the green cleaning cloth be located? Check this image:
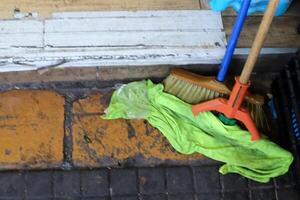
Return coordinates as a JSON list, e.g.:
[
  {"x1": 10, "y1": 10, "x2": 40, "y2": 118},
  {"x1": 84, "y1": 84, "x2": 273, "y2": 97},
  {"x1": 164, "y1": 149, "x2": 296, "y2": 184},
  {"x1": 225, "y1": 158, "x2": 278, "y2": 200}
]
[{"x1": 103, "y1": 80, "x2": 293, "y2": 183}]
